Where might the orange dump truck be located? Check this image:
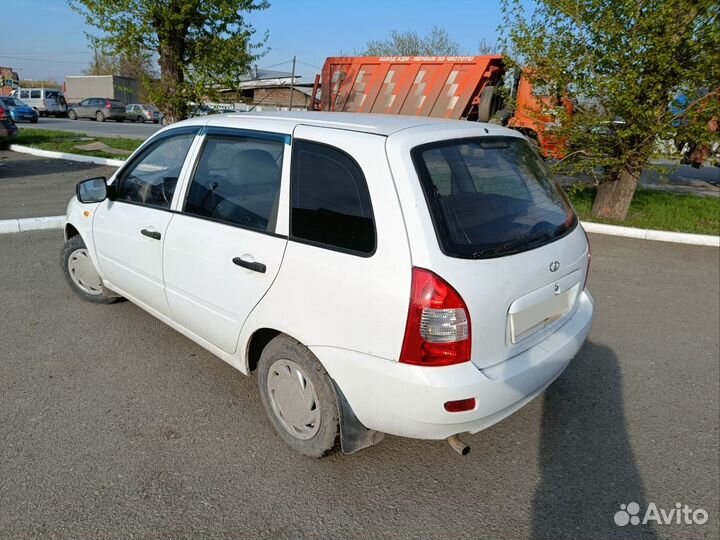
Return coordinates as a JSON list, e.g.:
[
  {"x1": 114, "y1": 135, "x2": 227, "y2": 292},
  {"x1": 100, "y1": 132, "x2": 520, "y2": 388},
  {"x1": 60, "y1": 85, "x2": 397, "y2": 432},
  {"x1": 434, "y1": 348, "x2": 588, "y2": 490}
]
[{"x1": 310, "y1": 55, "x2": 569, "y2": 157}]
